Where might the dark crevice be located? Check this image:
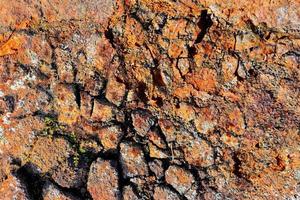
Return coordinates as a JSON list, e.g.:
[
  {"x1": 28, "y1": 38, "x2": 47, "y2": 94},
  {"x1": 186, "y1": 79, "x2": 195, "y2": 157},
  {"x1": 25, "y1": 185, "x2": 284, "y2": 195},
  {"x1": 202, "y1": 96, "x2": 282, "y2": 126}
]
[
  {"x1": 15, "y1": 163, "x2": 45, "y2": 200},
  {"x1": 17, "y1": 62, "x2": 30, "y2": 74},
  {"x1": 104, "y1": 28, "x2": 116, "y2": 48},
  {"x1": 4, "y1": 95, "x2": 15, "y2": 113},
  {"x1": 246, "y1": 19, "x2": 266, "y2": 39},
  {"x1": 90, "y1": 98, "x2": 95, "y2": 117},
  {"x1": 194, "y1": 10, "x2": 213, "y2": 44},
  {"x1": 74, "y1": 83, "x2": 81, "y2": 109},
  {"x1": 136, "y1": 82, "x2": 149, "y2": 103},
  {"x1": 130, "y1": 9, "x2": 152, "y2": 31},
  {"x1": 188, "y1": 46, "x2": 197, "y2": 57},
  {"x1": 232, "y1": 153, "x2": 243, "y2": 179},
  {"x1": 189, "y1": 166, "x2": 202, "y2": 194}
]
